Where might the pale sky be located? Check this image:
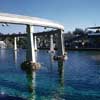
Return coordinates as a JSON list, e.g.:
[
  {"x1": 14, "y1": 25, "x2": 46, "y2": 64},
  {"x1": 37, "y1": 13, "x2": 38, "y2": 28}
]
[{"x1": 0, "y1": 0, "x2": 100, "y2": 33}]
